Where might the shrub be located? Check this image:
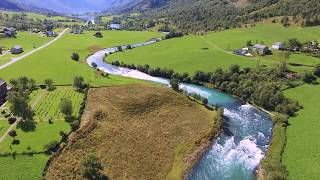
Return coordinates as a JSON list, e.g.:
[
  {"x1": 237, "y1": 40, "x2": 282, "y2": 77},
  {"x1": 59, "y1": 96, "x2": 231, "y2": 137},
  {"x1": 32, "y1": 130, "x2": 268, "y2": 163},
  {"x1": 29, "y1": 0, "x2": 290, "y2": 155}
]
[
  {"x1": 70, "y1": 120, "x2": 80, "y2": 131},
  {"x1": 71, "y1": 53, "x2": 80, "y2": 61},
  {"x1": 170, "y1": 78, "x2": 180, "y2": 91},
  {"x1": 1, "y1": 110, "x2": 5, "y2": 114},
  {"x1": 44, "y1": 140, "x2": 59, "y2": 153},
  {"x1": 91, "y1": 62, "x2": 97, "y2": 68},
  {"x1": 314, "y1": 64, "x2": 320, "y2": 77},
  {"x1": 82, "y1": 154, "x2": 104, "y2": 179},
  {"x1": 8, "y1": 117, "x2": 17, "y2": 124},
  {"x1": 4, "y1": 114, "x2": 10, "y2": 118},
  {"x1": 301, "y1": 72, "x2": 316, "y2": 83}
]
